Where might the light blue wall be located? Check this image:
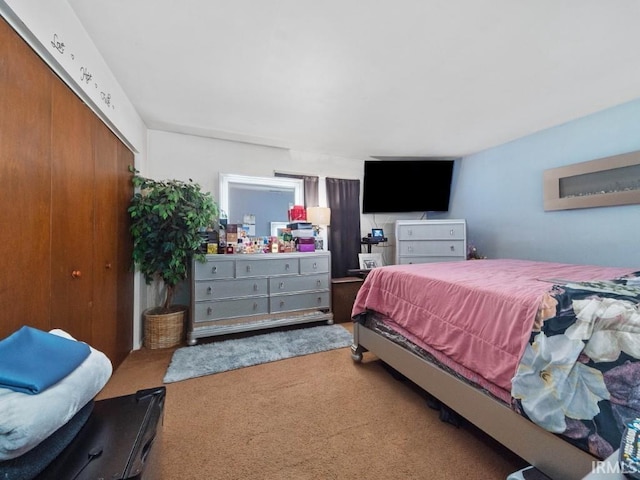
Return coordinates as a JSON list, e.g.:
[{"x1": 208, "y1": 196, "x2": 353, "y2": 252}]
[{"x1": 447, "y1": 98, "x2": 640, "y2": 268}]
